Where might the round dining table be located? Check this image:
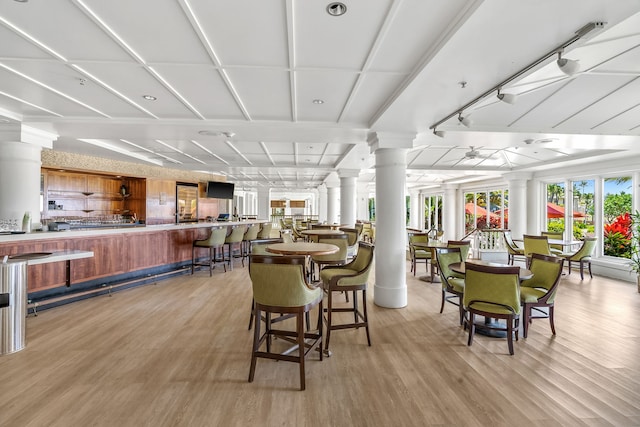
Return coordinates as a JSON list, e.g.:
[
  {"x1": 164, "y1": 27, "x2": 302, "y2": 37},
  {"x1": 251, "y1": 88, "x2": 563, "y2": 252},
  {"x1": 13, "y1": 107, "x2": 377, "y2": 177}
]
[
  {"x1": 266, "y1": 242, "x2": 339, "y2": 256},
  {"x1": 300, "y1": 229, "x2": 344, "y2": 241}
]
